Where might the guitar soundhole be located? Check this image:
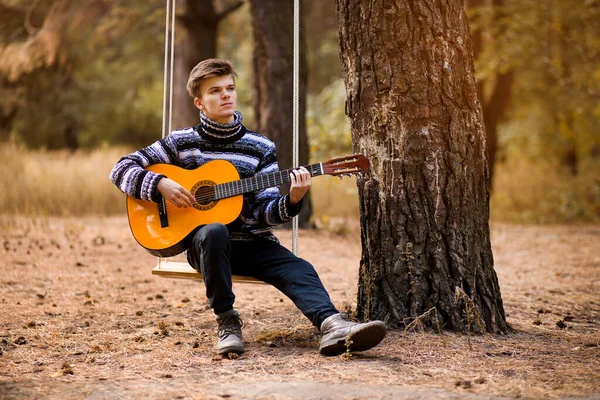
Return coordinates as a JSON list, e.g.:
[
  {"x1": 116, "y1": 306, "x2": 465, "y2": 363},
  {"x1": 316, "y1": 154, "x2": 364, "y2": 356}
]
[{"x1": 191, "y1": 181, "x2": 216, "y2": 211}]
